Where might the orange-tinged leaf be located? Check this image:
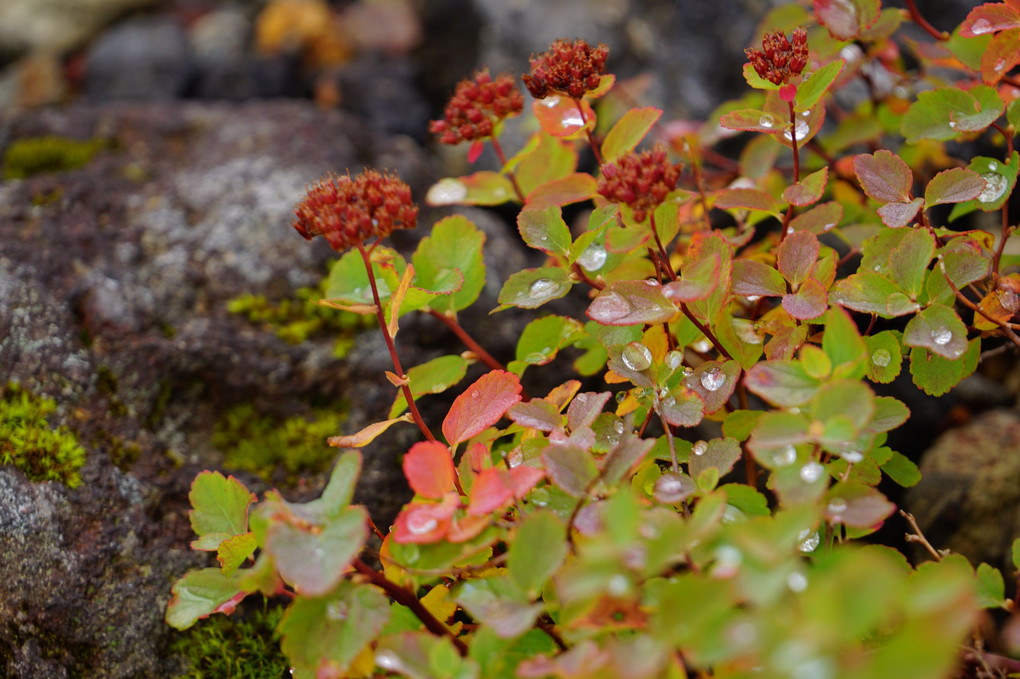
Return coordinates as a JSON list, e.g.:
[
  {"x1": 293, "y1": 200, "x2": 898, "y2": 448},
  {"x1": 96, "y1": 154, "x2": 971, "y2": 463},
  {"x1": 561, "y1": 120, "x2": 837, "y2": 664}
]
[
  {"x1": 443, "y1": 370, "x2": 523, "y2": 446},
  {"x1": 546, "y1": 380, "x2": 582, "y2": 410},
  {"x1": 467, "y1": 467, "x2": 516, "y2": 515},
  {"x1": 403, "y1": 440, "x2": 456, "y2": 499},
  {"x1": 392, "y1": 496, "x2": 458, "y2": 544},
  {"x1": 526, "y1": 173, "x2": 598, "y2": 208},
  {"x1": 533, "y1": 95, "x2": 596, "y2": 138},
  {"x1": 327, "y1": 414, "x2": 413, "y2": 448},
  {"x1": 983, "y1": 29, "x2": 1020, "y2": 84},
  {"x1": 387, "y1": 263, "x2": 415, "y2": 338},
  {"x1": 961, "y1": 3, "x2": 1020, "y2": 37}
]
